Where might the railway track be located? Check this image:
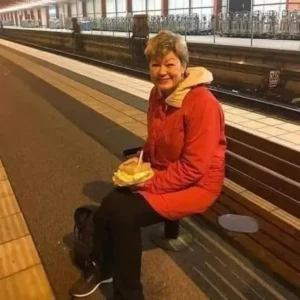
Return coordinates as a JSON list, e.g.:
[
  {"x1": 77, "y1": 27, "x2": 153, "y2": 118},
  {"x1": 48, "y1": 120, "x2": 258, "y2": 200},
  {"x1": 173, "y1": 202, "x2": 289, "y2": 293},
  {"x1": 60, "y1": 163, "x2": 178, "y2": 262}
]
[{"x1": 1, "y1": 36, "x2": 300, "y2": 123}]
